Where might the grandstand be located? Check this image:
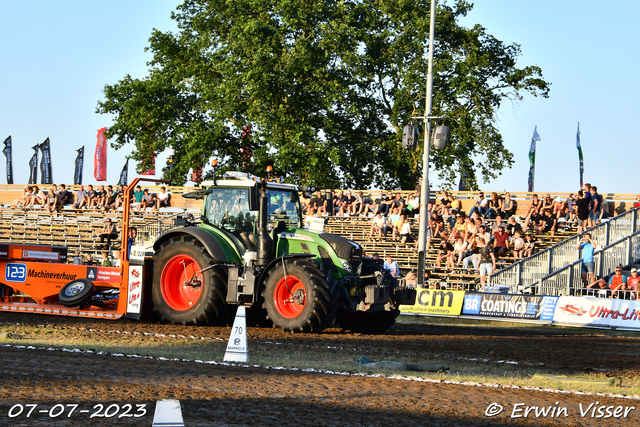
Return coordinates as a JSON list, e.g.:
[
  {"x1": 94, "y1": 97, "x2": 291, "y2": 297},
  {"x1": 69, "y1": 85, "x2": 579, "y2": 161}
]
[{"x1": 0, "y1": 184, "x2": 636, "y2": 289}]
